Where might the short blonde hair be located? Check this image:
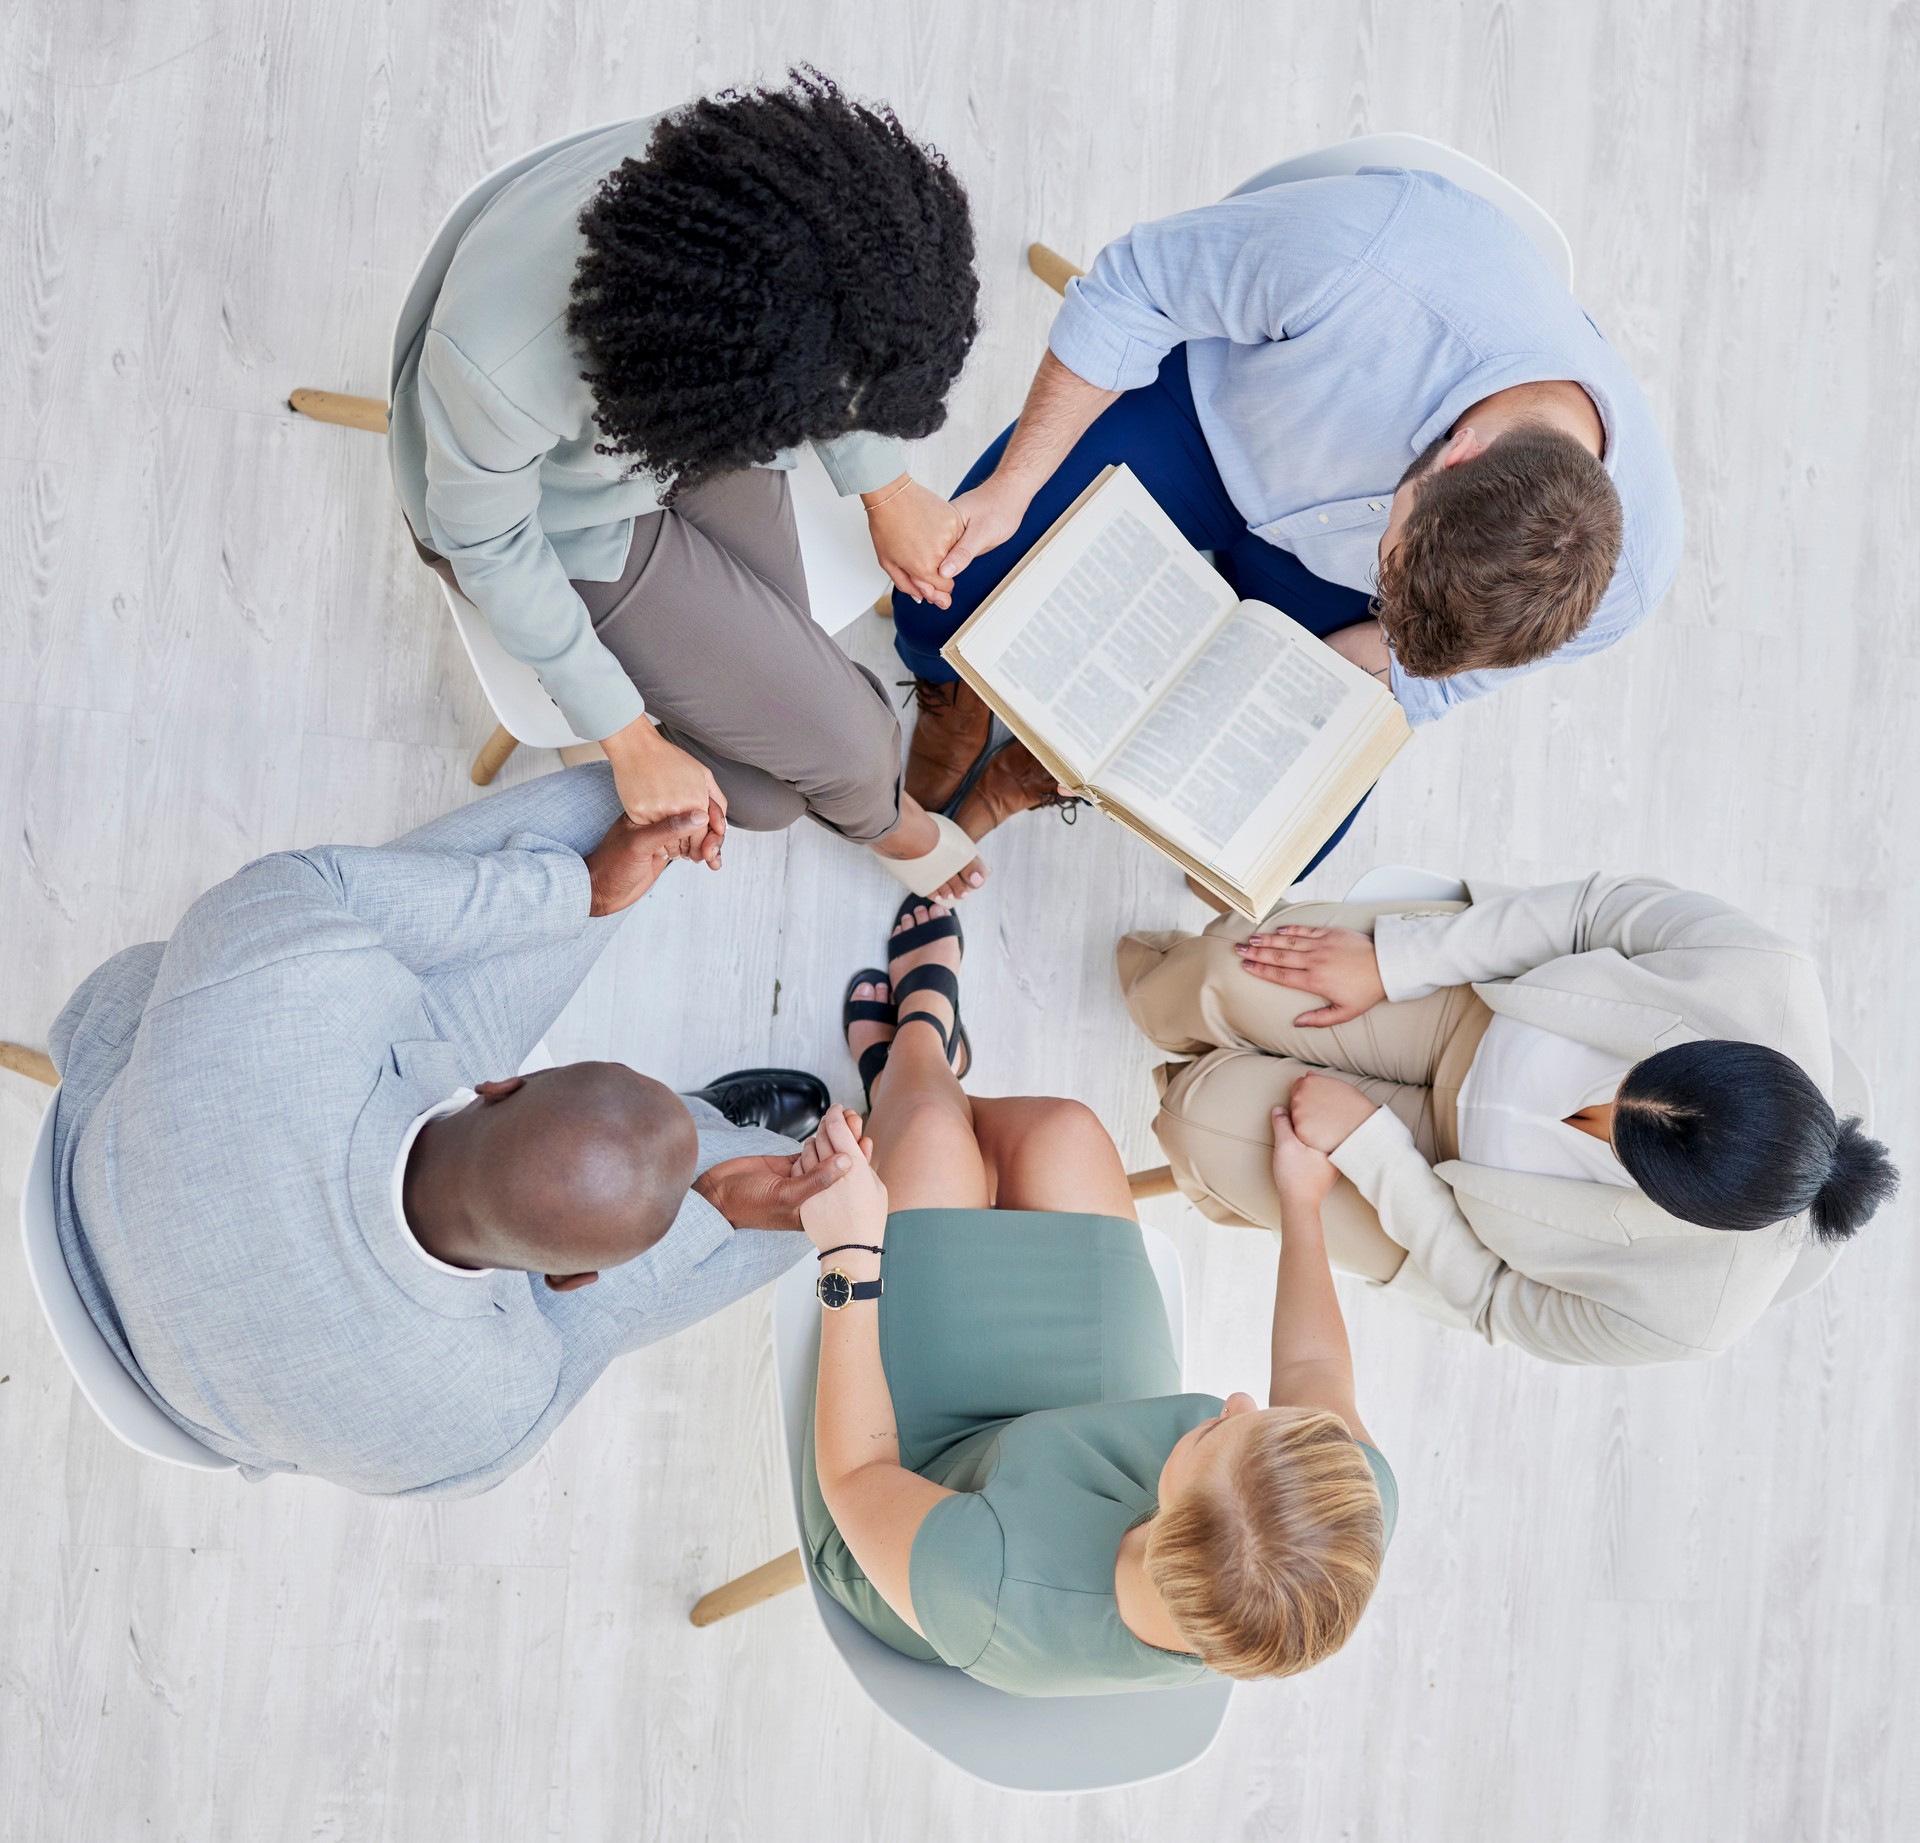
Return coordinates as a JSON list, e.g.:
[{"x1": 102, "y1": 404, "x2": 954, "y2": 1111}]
[{"x1": 1143, "y1": 1409, "x2": 1384, "y2": 1679}]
